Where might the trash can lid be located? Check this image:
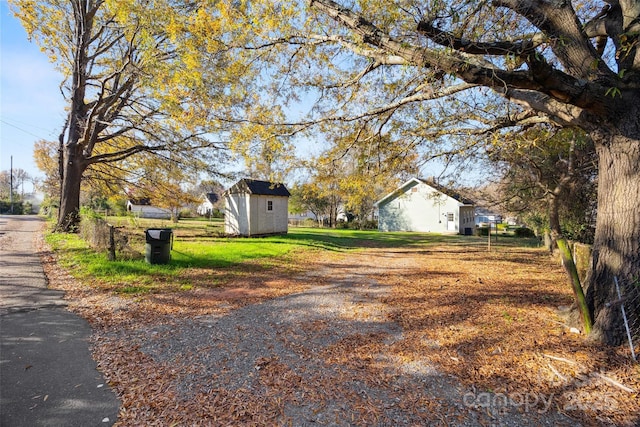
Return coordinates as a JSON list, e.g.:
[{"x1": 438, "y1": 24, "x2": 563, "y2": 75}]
[{"x1": 147, "y1": 229, "x2": 163, "y2": 240}]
